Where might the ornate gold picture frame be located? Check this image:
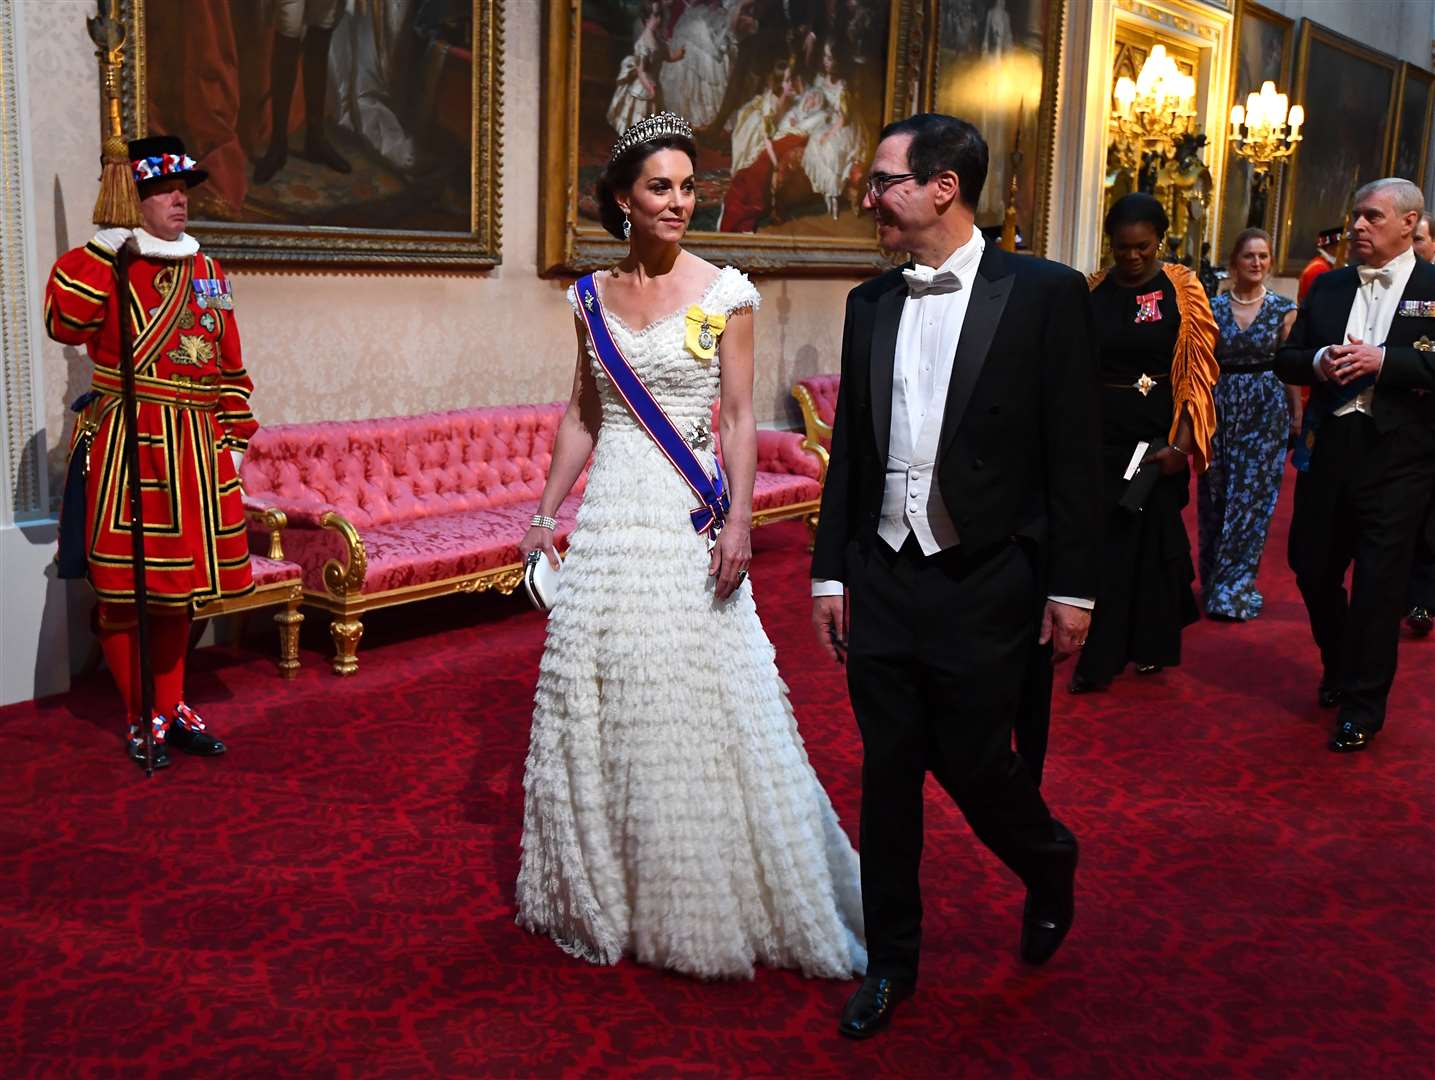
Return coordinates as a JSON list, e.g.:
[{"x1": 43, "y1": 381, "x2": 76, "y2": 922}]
[
  {"x1": 118, "y1": 0, "x2": 502, "y2": 269},
  {"x1": 1276, "y1": 20, "x2": 1398, "y2": 276},
  {"x1": 538, "y1": 0, "x2": 926, "y2": 276},
  {"x1": 925, "y1": 0, "x2": 1063, "y2": 257}
]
